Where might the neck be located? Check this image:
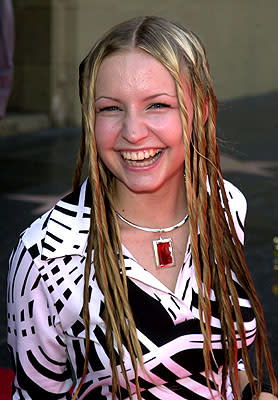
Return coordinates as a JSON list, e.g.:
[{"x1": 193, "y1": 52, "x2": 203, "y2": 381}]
[{"x1": 114, "y1": 177, "x2": 188, "y2": 228}]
